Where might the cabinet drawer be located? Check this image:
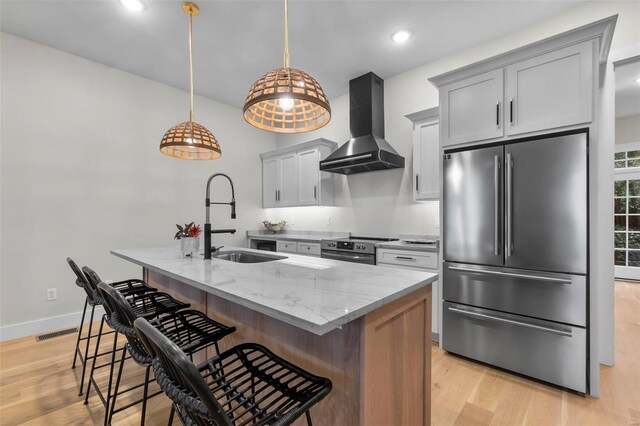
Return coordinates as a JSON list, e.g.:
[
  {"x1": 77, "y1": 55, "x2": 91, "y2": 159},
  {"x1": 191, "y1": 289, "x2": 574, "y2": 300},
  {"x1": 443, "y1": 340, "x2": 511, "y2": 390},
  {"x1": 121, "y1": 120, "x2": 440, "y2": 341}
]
[
  {"x1": 443, "y1": 262, "x2": 586, "y2": 326},
  {"x1": 377, "y1": 249, "x2": 437, "y2": 269},
  {"x1": 443, "y1": 302, "x2": 586, "y2": 393},
  {"x1": 276, "y1": 241, "x2": 298, "y2": 253},
  {"x1": 298, "y1": 242, "x2": 321, "y2": 257}
]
